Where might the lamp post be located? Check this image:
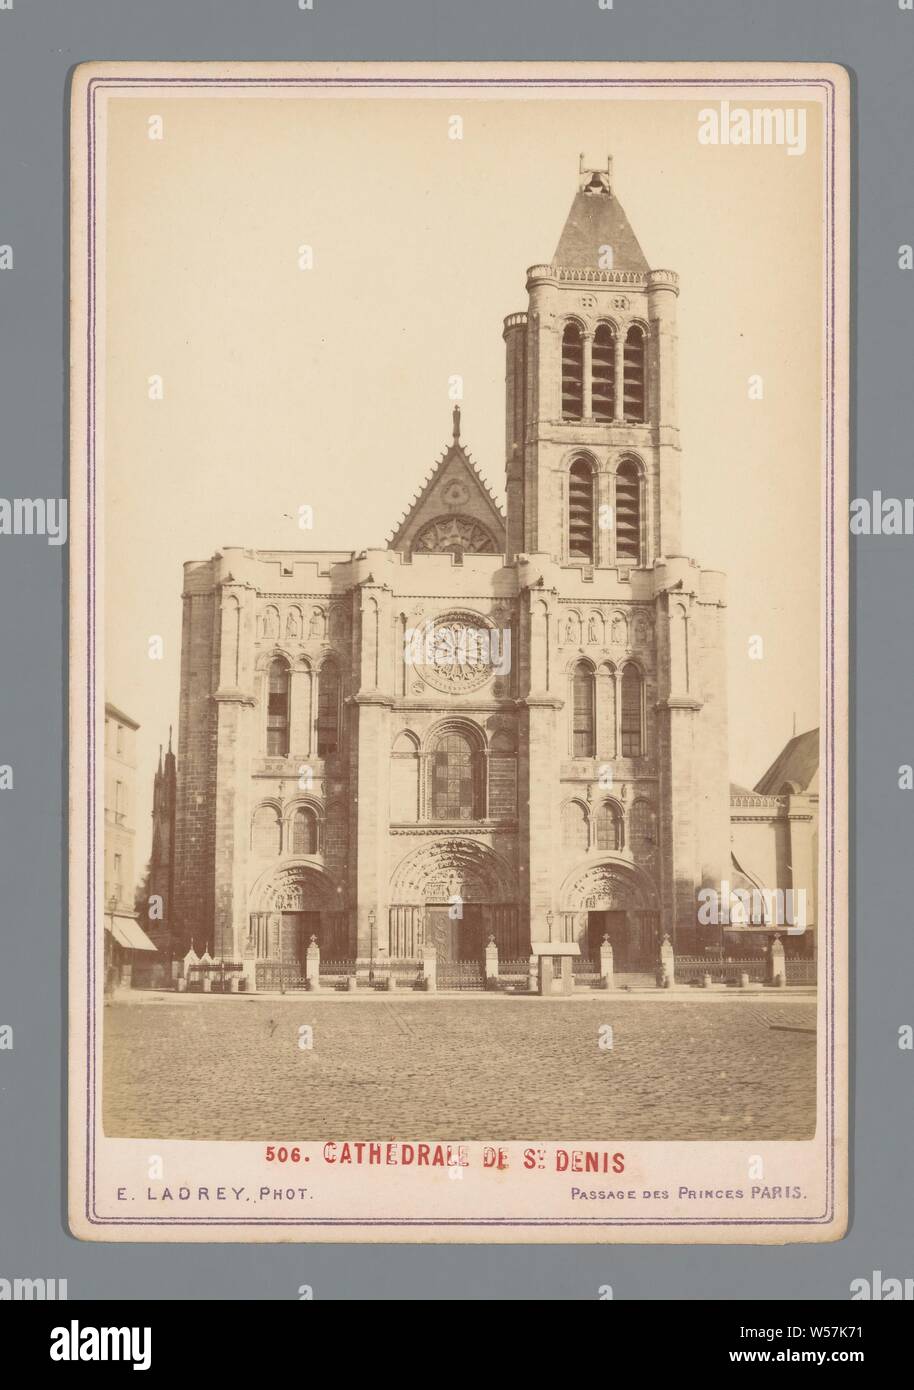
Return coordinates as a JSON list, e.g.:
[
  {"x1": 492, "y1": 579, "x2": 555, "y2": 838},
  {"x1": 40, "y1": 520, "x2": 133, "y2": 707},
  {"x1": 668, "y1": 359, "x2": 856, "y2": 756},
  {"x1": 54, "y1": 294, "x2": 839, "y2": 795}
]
[
  {"x1": 107, "y1": 894, "x2": 118, "y2": 981},
  {"x1": 546, "y1": 909, "x2": 554, "y2": 943},
  {"x1": 368, "y1": 907, "x2": 376, "y2": 983}
]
